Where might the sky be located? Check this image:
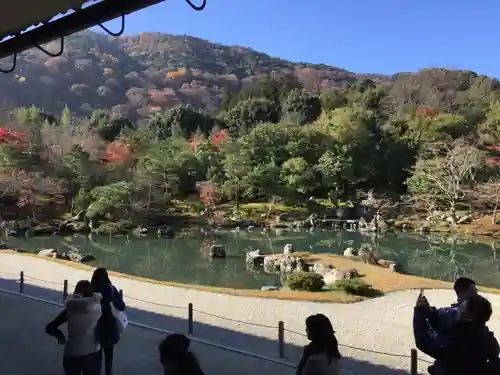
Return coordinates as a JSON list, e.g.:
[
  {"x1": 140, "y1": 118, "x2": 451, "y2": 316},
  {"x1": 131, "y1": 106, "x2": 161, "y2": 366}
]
[{"x1": 98, "y1": 0, "x2": 500, "y2": 77}]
